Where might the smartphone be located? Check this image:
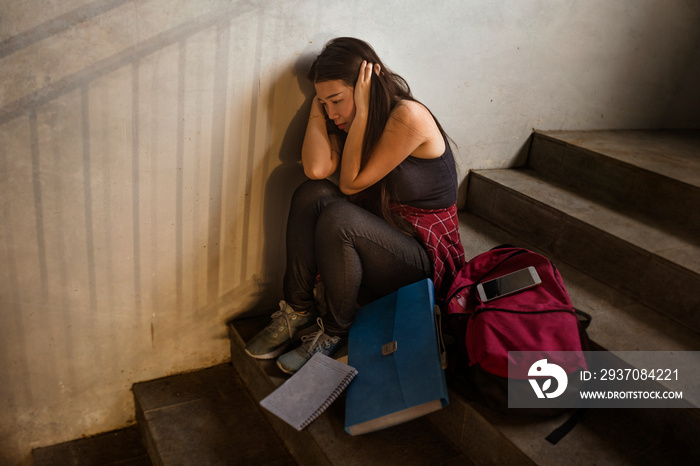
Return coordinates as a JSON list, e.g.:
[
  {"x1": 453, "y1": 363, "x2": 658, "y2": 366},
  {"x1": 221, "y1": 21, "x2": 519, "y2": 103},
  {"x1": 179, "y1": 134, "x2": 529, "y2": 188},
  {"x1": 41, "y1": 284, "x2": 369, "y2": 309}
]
[{"x1": 476, "y1": 266, "x2": 542, "y2": 302}]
